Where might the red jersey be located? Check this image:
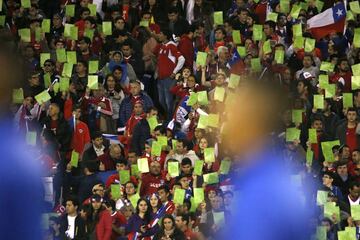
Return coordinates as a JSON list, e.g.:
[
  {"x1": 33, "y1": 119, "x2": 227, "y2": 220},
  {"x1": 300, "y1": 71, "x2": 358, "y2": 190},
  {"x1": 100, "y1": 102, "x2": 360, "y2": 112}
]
[
  {"x1": 111, "y1": 211, "x2": 127, "y2": 240},
  {"x1": 140, "y1": 172, "x2": 166, "y2": 197},
  {"x1": 346, "y1": 127, "x2": 358, "y2": 152},
  {"x1": 178, "y1": 35, "x2": 194, "y2": 69},
  {"x1": 71, "y1": 120, "x2": 91, "y2": 155},
  {"x1": 154, "y1": 41, "x2": 183, "y2": 79},
  {"x1": 330, "y1": 72, "x2": 352, "y2": 92},
  {"x1": 86, "y1": 96, "x2": 113, "y2": 116}
]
